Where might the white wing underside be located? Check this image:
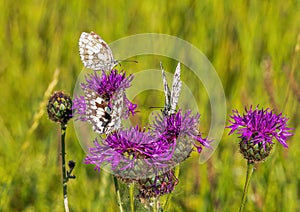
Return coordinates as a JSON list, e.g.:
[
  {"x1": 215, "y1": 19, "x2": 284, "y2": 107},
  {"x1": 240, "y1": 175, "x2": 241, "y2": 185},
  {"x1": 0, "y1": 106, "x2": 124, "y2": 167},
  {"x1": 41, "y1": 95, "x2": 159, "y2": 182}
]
[
  {"x1": 170, "y1": 63, "x2": 182, "y2": 113},
  {"x1": 160, "y1": 62, "x2": 182, "y2": 116},
  {"x1": 84, "y1": 88, "x2": 124, "y2": 134},
  {"x1": 79, "y1": 31, "x2": 118, "y2": 71},
  {"x1": 105, "y1": 89, "x2": 124, "y2": 132}
]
